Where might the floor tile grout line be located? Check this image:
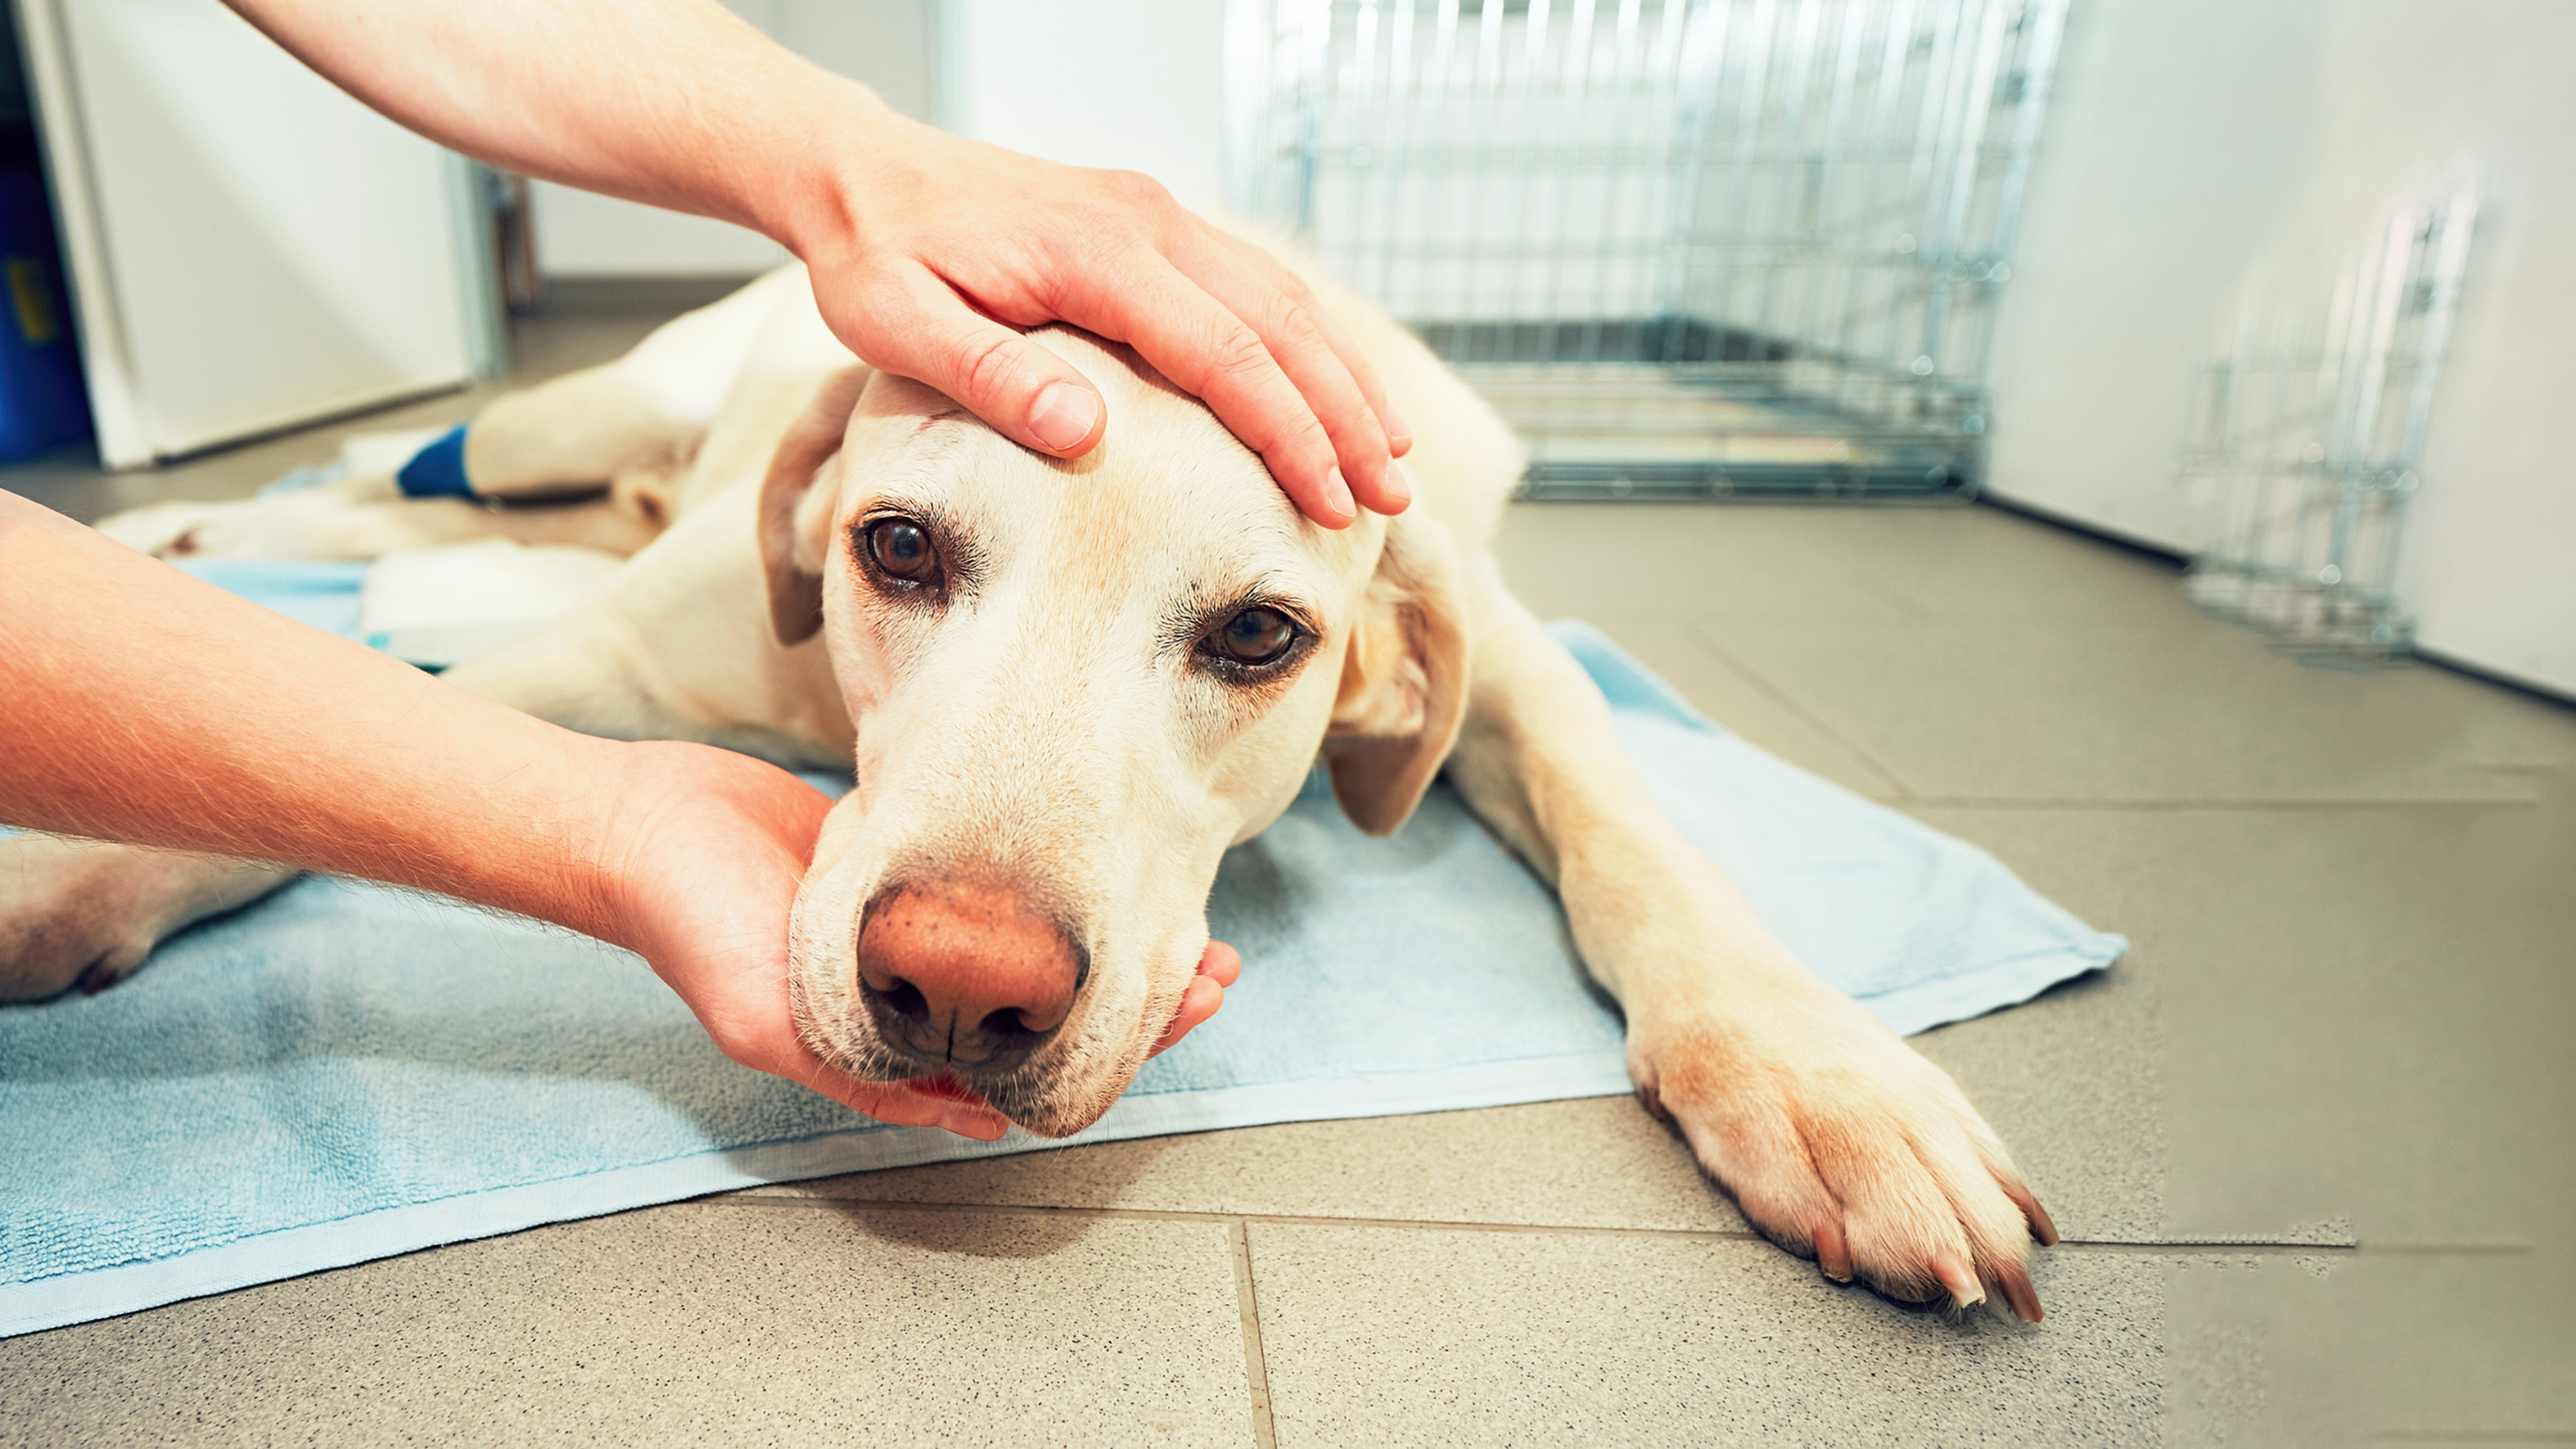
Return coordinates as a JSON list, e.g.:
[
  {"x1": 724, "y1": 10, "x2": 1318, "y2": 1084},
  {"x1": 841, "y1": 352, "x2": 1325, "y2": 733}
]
[
  {"x1": 709, "y1": 1193, "x2": 1772, "y2": 1239},
  {"x1": 1783, "y1": 538, "x2": 1942, "y2": 624},
  {"x1": 1679, "y1": 622, "x2": 1918, "y2": 800},
  {"x1": 1893, "y1": 795, "x2": 2547, "y2": 811},
  {"x1": 1227, "y1": 1220, "x2": 1280, "y2": 1449},
  {"x1": 2359, "y1": 1422, "x2": 2576, "y2": 1433},
  {"x1": 708, "y1": 1195, "x2": 2510, "y2": 1253}
]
